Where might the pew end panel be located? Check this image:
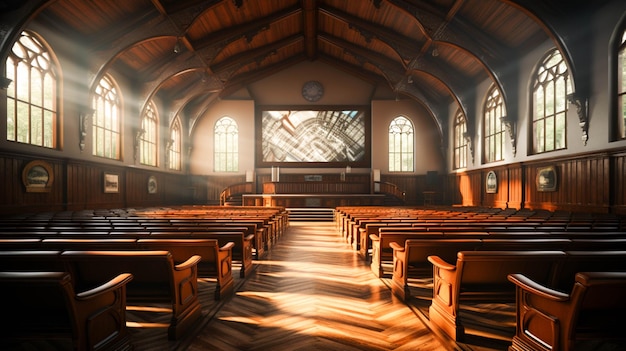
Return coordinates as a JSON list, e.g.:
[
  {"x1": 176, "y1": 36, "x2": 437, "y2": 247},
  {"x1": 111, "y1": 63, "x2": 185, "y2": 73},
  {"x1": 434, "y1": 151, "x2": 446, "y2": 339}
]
[
  {"x1": 390, "y1": 239, "x2": 481, "y2": 301},
  {"x1": 508, "y1": 272, "x2": 626, "y2": 351},
  {"x1": 60, "y1": 250, "x2": 202, "y2": 340},
  {"x1": 0, "y1": 271, "x2": 133, "y2": 351},
  {"x1": 427, "y1": 250, "x2": 567, "y2": 342}
]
